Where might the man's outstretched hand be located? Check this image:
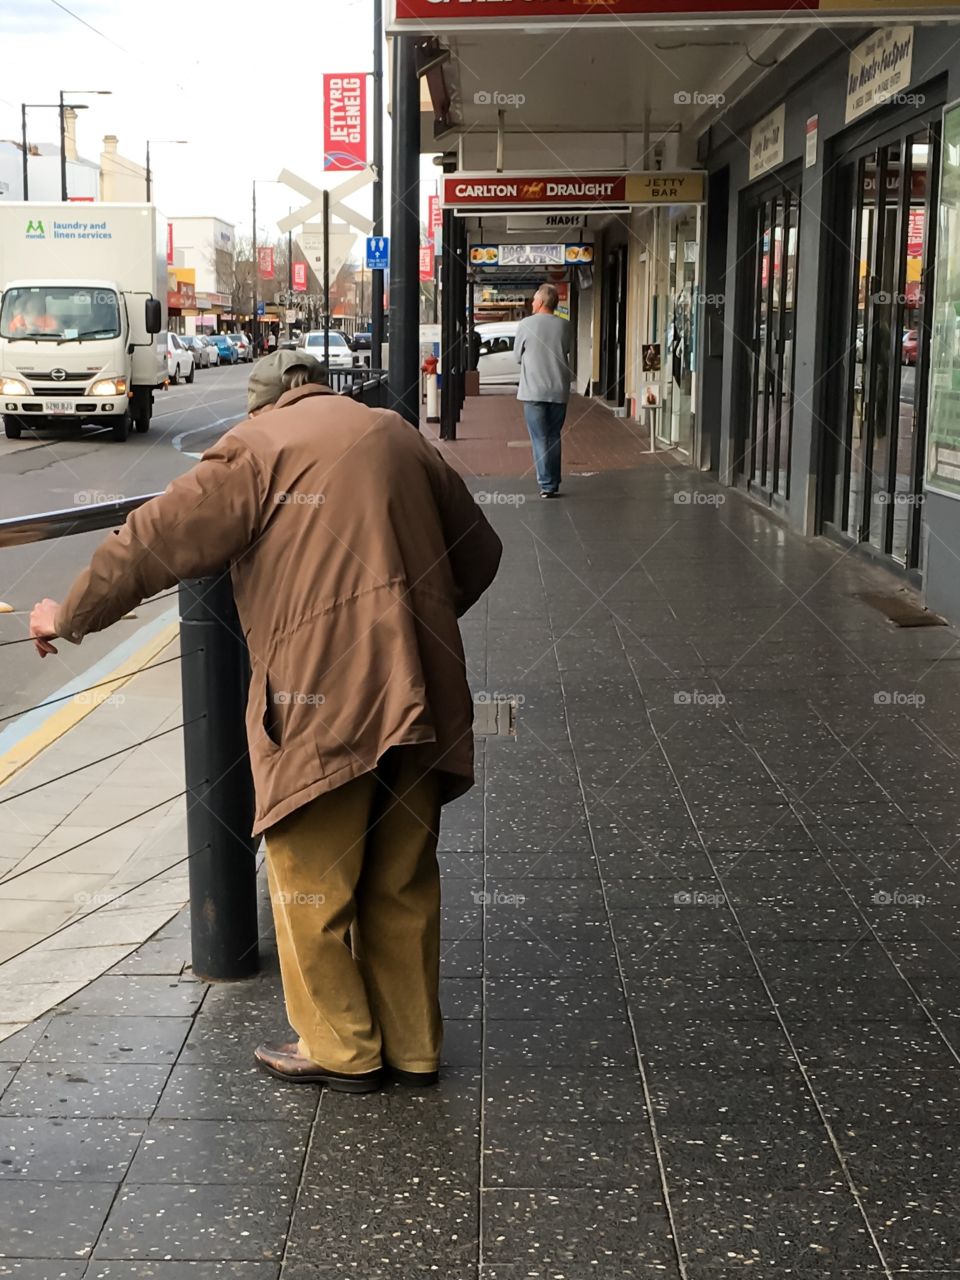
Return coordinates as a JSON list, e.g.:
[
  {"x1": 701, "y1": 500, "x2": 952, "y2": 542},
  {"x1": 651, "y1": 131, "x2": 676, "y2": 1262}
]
[{"x1": 30, "y1": 598, "x2": 60, "y2": 657}]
